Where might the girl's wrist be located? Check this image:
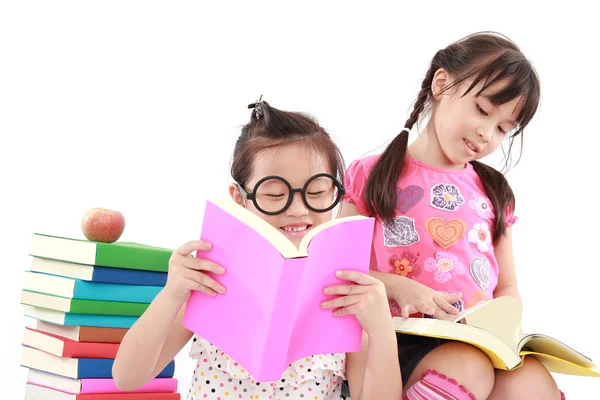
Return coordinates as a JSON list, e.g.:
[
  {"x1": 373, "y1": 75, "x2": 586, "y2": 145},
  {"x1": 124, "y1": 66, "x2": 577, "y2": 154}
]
[{"x1": 159, "y1": 286, "x2": 188, "y2": 310}]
